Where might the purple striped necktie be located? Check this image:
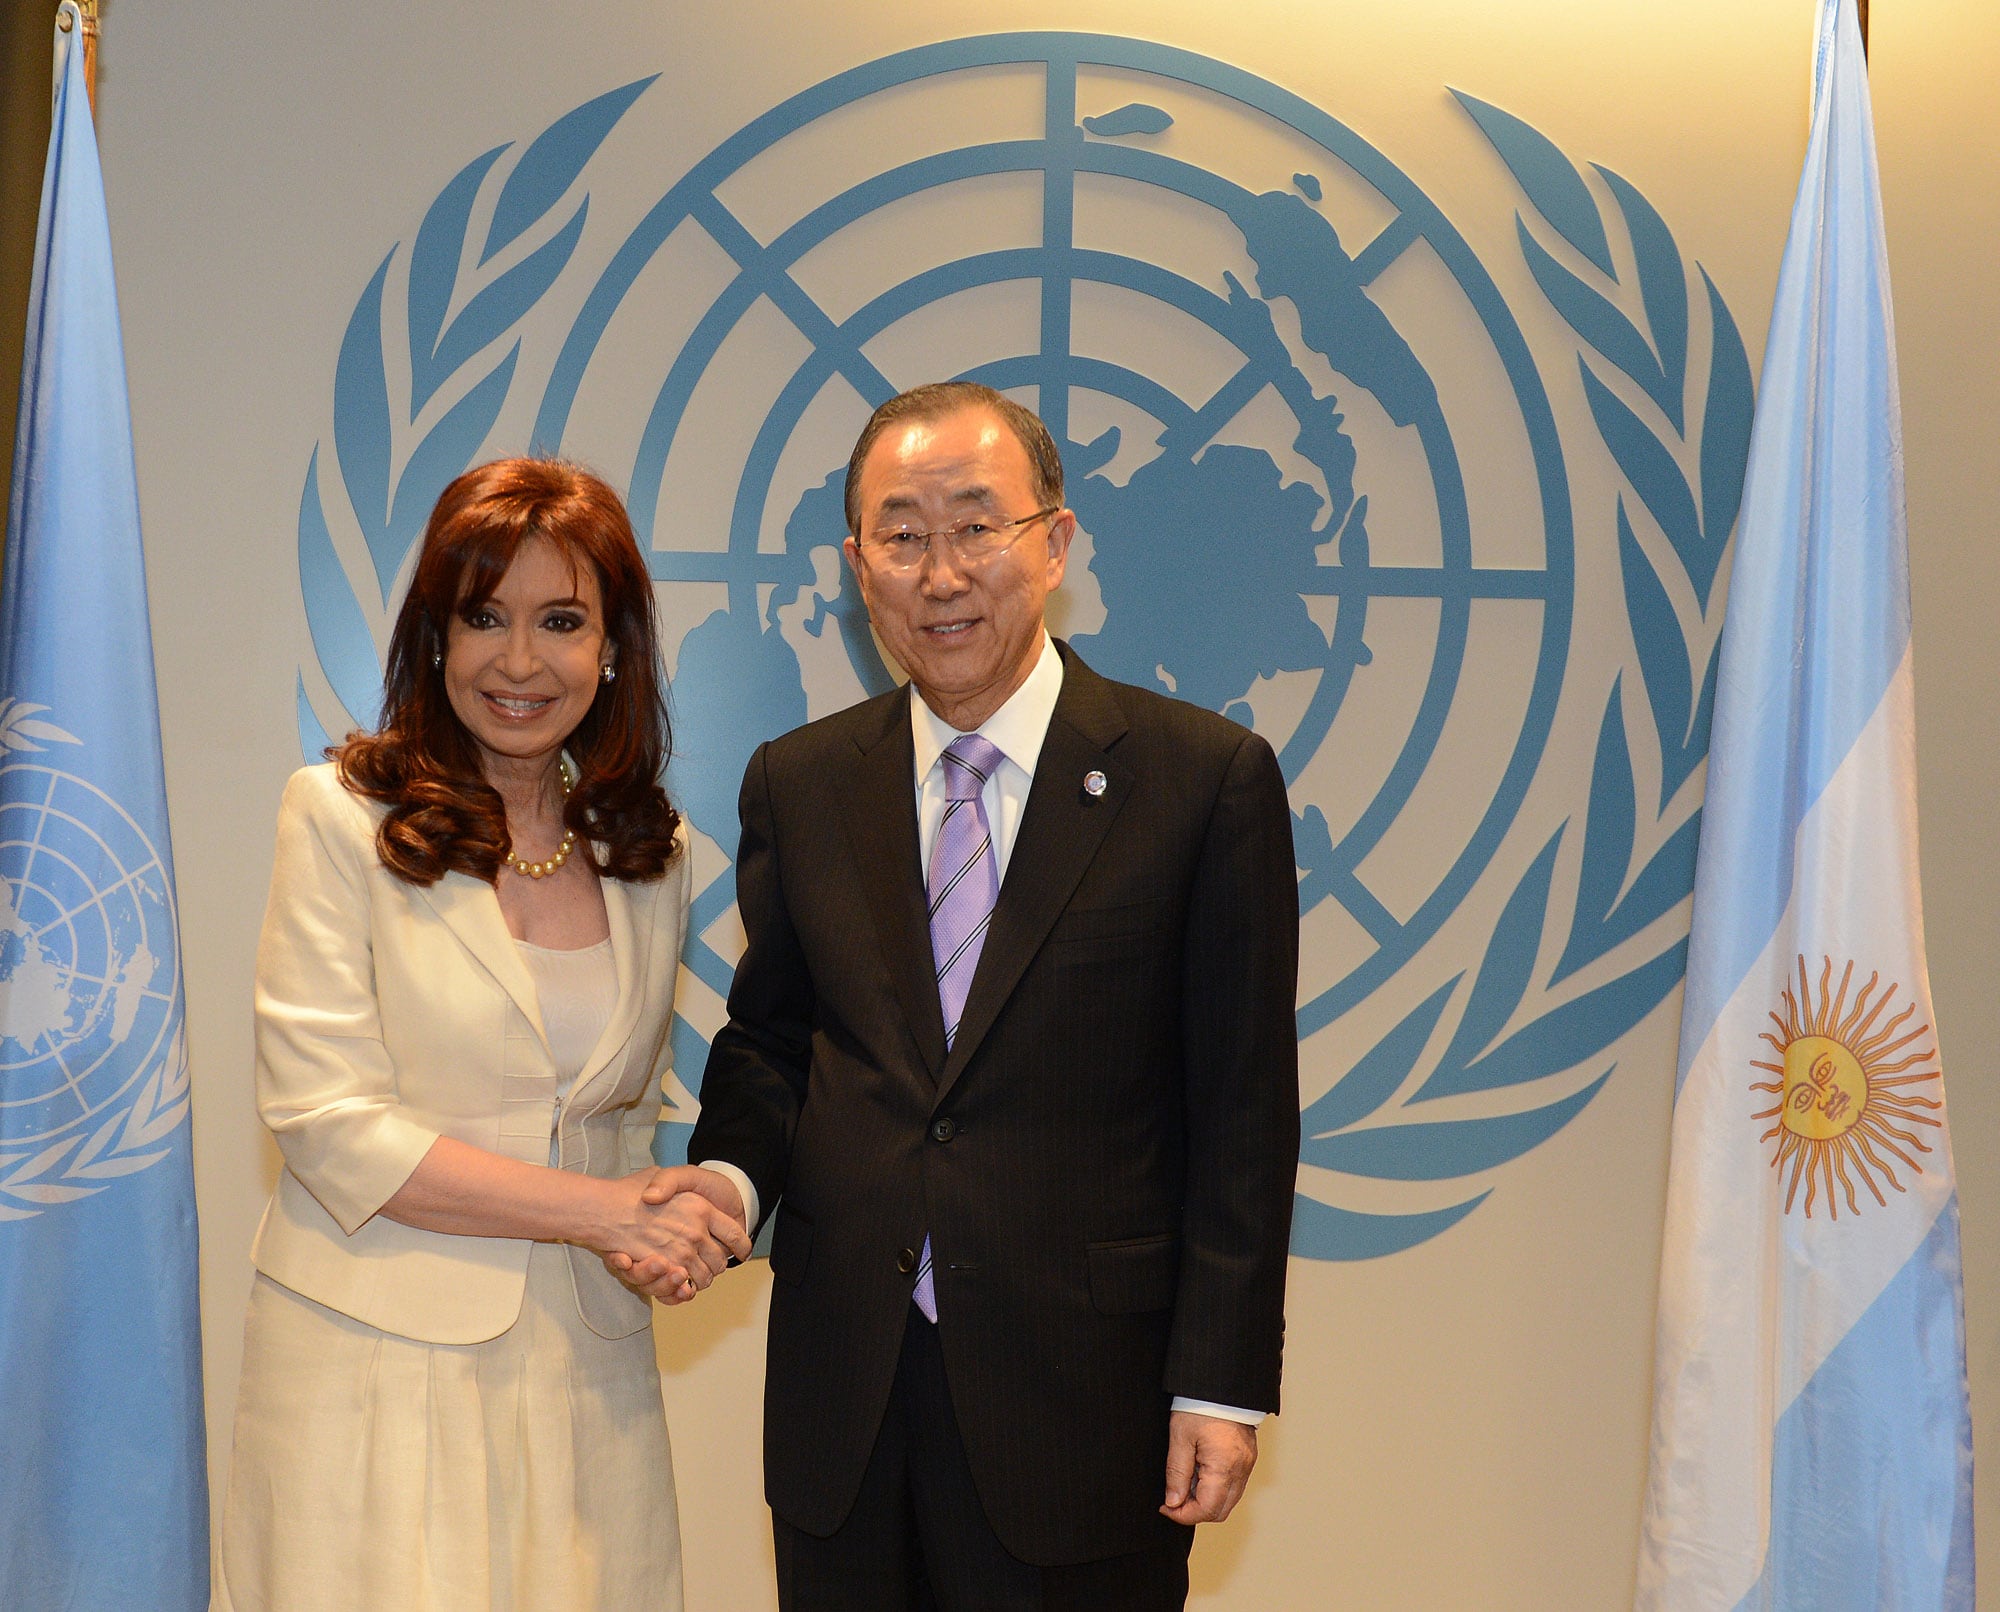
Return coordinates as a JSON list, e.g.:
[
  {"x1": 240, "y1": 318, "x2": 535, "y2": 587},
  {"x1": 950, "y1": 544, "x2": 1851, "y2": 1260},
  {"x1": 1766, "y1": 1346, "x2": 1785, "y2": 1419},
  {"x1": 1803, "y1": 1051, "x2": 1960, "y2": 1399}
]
[{"x1": 913, "y1": 732, "x2": 1004, "y2": 1322}]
